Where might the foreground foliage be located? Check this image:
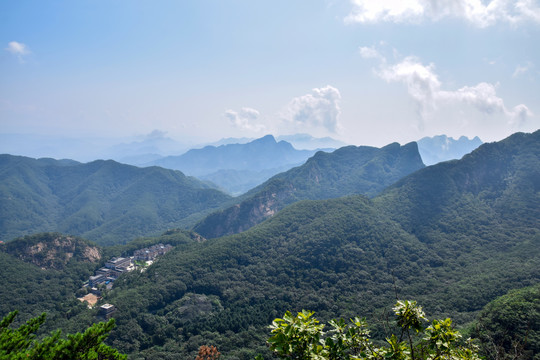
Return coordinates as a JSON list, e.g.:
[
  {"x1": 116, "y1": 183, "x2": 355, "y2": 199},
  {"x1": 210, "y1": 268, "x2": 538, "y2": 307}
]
[
  {"x1": 0, "y1": 310, "x2": 126, "y2": 360},
  {"x1": 473, "y1": 284, "x2": 540, "y2": 360},
  {"x1": 266, "y1": 300, "x2": 481, "y2": 360}
]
